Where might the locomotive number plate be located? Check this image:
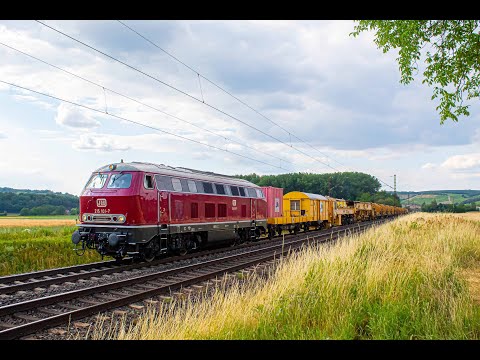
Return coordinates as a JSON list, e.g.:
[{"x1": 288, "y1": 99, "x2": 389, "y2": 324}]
[{"x1": 94, "y1": 208, "x2": 111, "y2": 214}]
